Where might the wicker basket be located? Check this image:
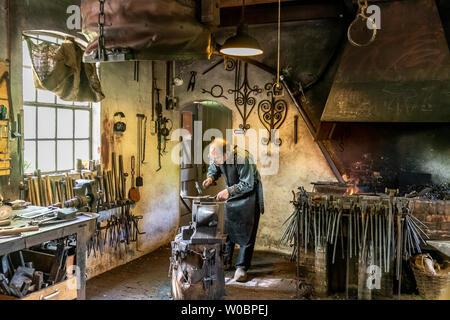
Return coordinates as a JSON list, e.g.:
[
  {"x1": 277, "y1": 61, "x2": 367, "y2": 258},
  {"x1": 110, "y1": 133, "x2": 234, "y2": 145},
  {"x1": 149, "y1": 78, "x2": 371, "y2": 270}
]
[{"x1": 410, "y1": 260, "x2": 450, "y2": 300}]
